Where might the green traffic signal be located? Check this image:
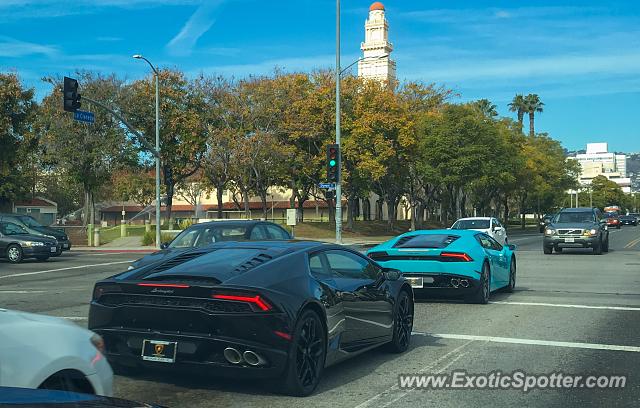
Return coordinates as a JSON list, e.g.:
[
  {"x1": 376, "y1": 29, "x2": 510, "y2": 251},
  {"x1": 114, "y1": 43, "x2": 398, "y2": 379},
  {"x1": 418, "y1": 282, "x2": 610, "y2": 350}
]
[{"x1": 329, "y1": 159, "x2": 336, "y2": 167}]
